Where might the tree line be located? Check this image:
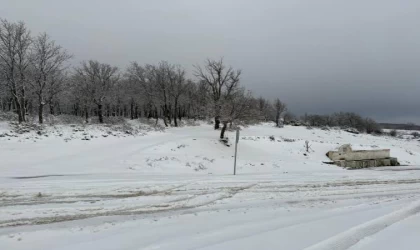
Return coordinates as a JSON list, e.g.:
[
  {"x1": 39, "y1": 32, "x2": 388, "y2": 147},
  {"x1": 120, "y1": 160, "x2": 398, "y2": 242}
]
[
  {"x1": 1, "y1": 18, "x2": 382, "y2": 138},
  {"x1": 0, "y1": 19, "x2": 289, "y2": 138}
]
